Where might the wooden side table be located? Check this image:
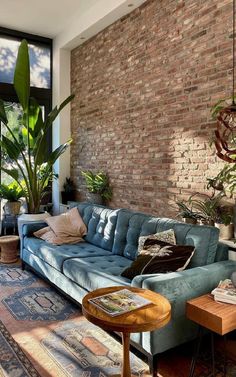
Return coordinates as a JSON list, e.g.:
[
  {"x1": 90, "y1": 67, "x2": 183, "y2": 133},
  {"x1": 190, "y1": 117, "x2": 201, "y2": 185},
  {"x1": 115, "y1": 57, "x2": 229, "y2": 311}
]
[
  {"x1": 82, "y1": 286, "x2": 171, "y2": 377},
  {"x1": 0, "y1": 235, "x2": 19, "y2": 263},
  {"x1": 186, "y1": 294, "x2": 236, "y2": 377}
]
